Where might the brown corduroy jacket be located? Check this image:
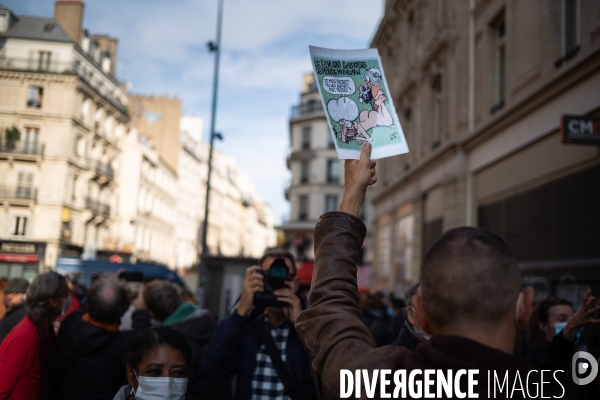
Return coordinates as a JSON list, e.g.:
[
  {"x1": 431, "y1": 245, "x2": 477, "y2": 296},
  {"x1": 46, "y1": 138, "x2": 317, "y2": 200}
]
[{"x1": 295, "y1": 212, "x2": 409, "y2": 400}]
